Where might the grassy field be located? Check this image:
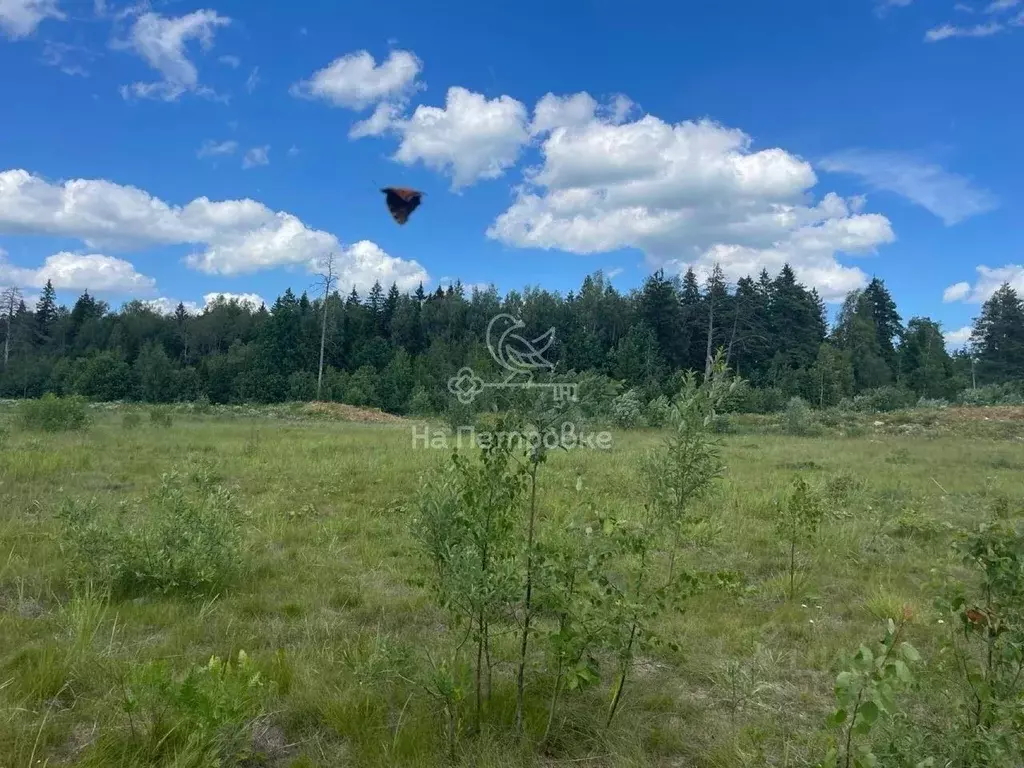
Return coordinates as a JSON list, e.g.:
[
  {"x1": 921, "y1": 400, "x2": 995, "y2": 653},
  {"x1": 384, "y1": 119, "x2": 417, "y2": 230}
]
[{"x1": 1, "y1": 401, "x2": 1023, "y2": 767}]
